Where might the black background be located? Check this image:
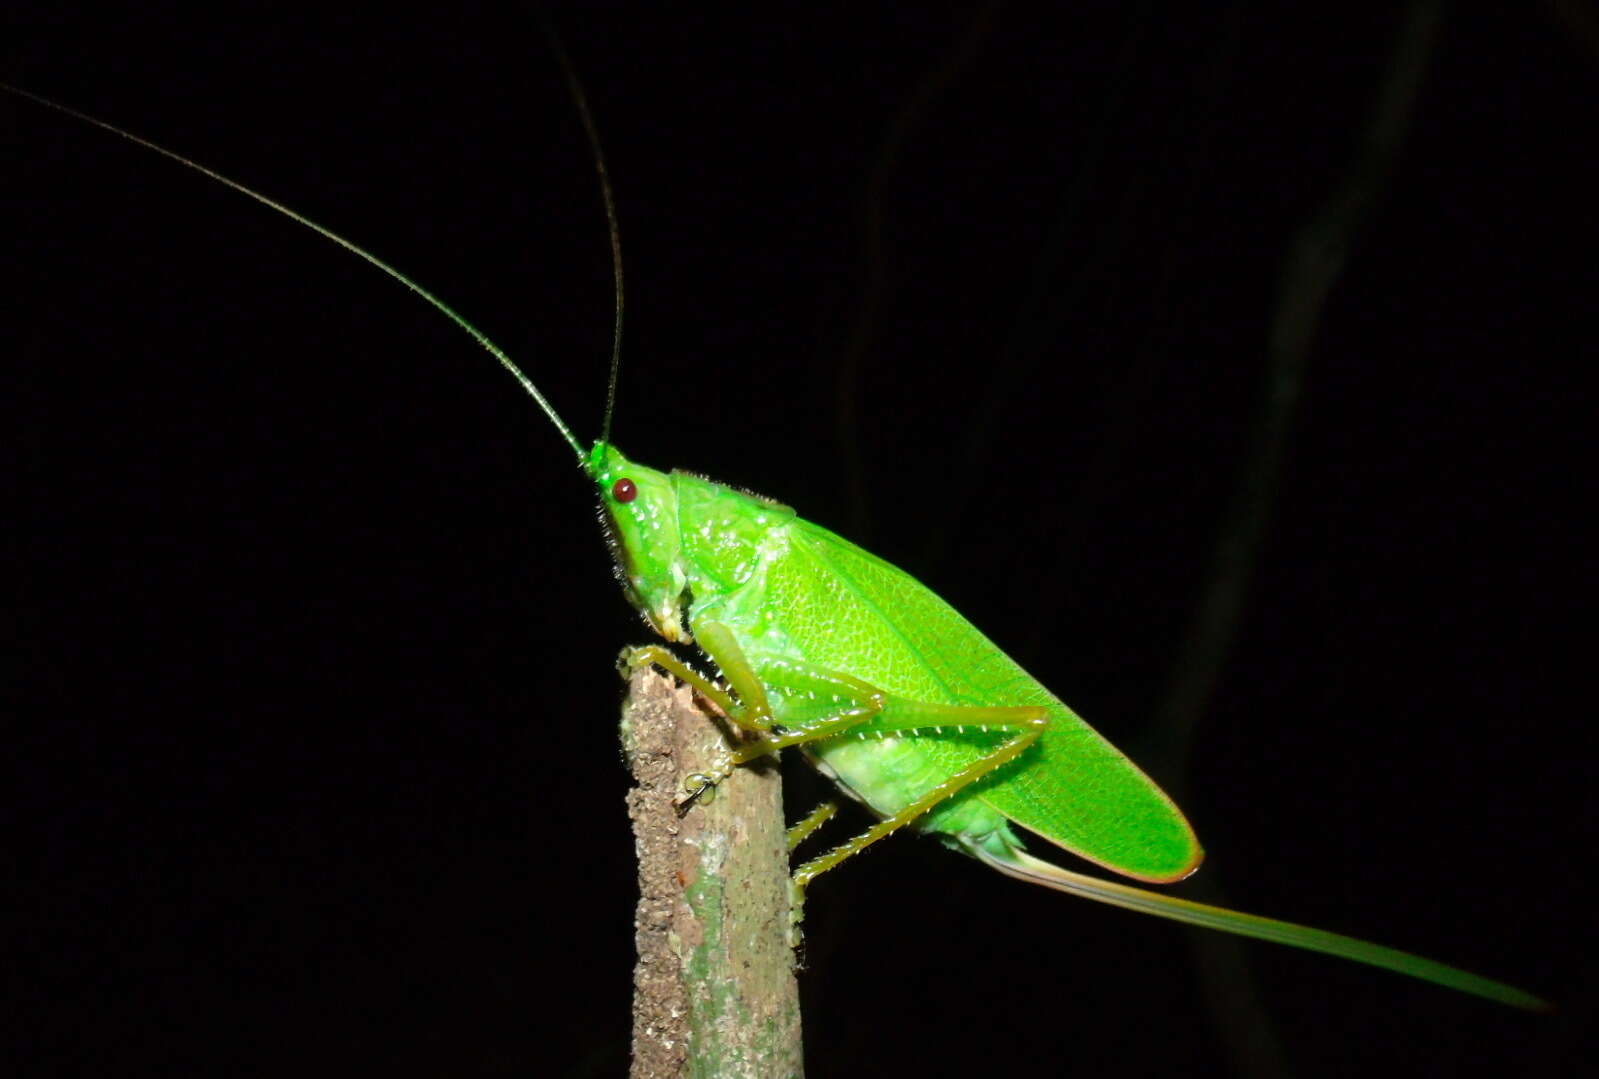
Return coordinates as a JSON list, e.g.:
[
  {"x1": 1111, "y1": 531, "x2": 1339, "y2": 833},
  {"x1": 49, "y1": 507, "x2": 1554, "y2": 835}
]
[{"x1": 7, "y1": 4, "x2": 1594, "y2": 1076}]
